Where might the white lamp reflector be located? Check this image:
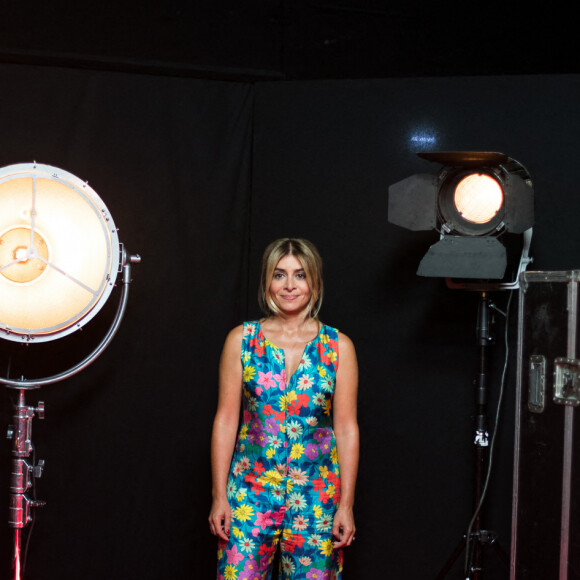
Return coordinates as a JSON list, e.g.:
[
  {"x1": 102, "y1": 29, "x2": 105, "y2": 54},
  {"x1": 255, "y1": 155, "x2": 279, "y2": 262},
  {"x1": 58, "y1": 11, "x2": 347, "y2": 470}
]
[{"x1": 0, "y1": 163, "x2": 120, "y2": 342}]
